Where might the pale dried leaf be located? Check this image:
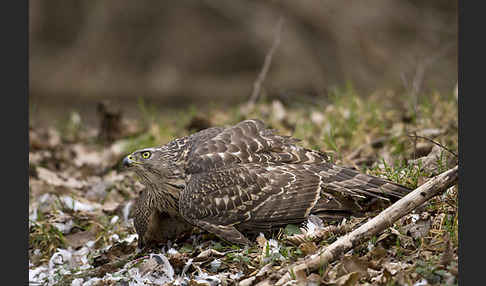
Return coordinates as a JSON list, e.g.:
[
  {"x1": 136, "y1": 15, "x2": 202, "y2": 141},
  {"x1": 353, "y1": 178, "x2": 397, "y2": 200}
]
[
  {"x1": 194, "y1": 249, "x2": 225, "y2": 262},
  {"x1": 299, "y1": 241, "x2": 318, "y2": 256},
  {"x1": 326, "y1": 271, "x2": 361, "y2": 286},
  {"x1": 294, "y1": 266, "x2": 307, "y2": 281},
  {"x1": 272, "y1": 100, "x2": 286, "y2": 121},
  {"x1": 306, "y1": 273, "x2": 322, "y2": 286},
  {"x1": 382, "y1": 261, "x2": 406, "y2": 275},
  {"x1": 310, "y1": 111, "x2": 325, "y2": 125},
  {"x1": 60, "y1": 195, "x2": 100, "y2": 212},
  {"x1": 256, "y1": 233, "x2": 267, "y2": 248},
  {"x1": 36, "y1": 167, "x2": 65, "y2": 187},
  {"x1": 407, "y1": 218, "x2": 431, "y2": 239},
  {"x1": 337, "y1": 255, "x2": 369, "y2": 279},
  {"x1": 138, "y1": 253, "x2": 175, "y2": 283}
]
